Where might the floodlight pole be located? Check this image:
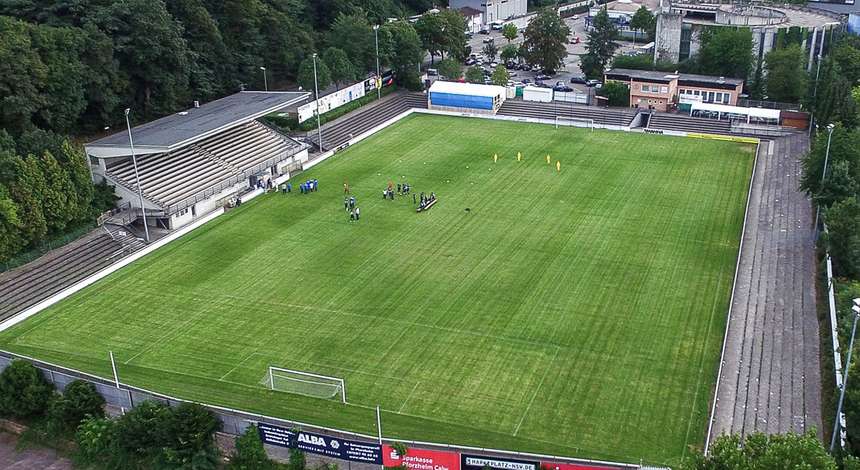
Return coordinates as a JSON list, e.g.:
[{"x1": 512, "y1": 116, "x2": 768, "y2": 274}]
[
  {"x1": 312, "y1": 53, "x2": 323, "y2": 151},
  {"x1": 831, "y1": 298, "x2": 860, "y2": 452},
  {"x1": 376, "y1": 405, "x2": 384, "y2": 470},
  {"x1": 814, "y1": 123, "x2": 836, "y2": 232},
  {"x1": 374, "y1": 25, "x2": 382, "y2": 100},
  {"x1": 260, "y1": 66, "x2": 268, "y2": 91},
  {"x1": 814, "y1": 54, "x2": 823, "y2": 100},
  {"x1": 125, "y1": 109, "x2": 150, "y2": 243}
]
